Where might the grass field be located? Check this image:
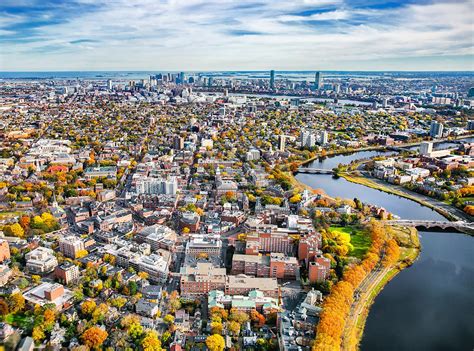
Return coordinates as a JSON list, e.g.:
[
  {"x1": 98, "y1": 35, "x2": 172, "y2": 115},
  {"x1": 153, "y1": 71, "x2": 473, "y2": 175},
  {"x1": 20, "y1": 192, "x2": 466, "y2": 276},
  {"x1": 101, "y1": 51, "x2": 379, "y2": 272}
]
[
  {"x1": 0, "y1": 211, "x2": 24, "y2": 221},
  {"x1": 329, "y1": 225, "x2": 372, "y2": 259}
]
